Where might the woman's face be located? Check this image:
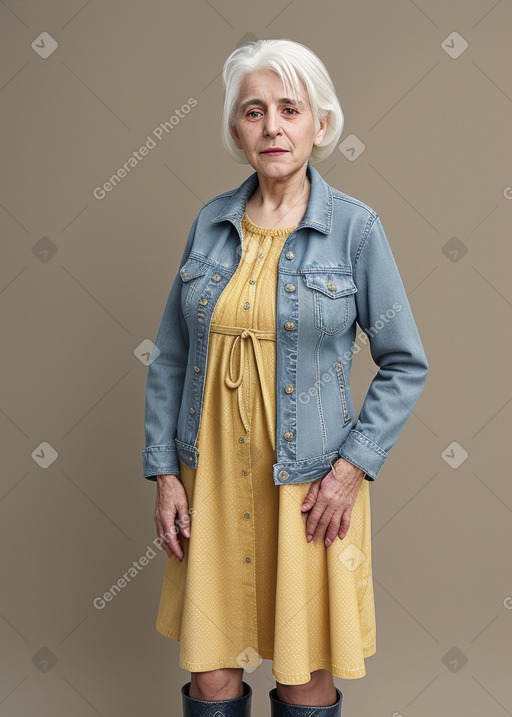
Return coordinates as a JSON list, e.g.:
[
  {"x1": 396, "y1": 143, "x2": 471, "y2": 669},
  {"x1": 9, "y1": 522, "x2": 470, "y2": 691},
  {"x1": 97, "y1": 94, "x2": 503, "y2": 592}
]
[{"x1": 229, "y1": 69, "x2": 328, "y2": 180}]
